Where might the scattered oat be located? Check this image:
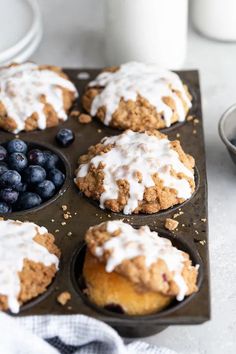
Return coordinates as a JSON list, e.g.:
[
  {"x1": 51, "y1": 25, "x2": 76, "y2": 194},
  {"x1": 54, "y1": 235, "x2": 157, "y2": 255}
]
[
  {"x1": 193, "y1": 118, "x2": 199, "y2": 124},
  {"x1": 165, "y1": 218, "x2": 179, "y2": 231},
  {"x1": 107, "y1": 214, "x2": 111, "y2": 218},
  {"x1": 62, "y1": 205, "x2": 67, "y2": 211},
  {"x1": 195, "y1": 230, "x2": 199, "y2": 235},
  {"x1": 55, "y1": 229, "x2": 60, "y2": 233},
  {"x1": 182, "y1": 223, "x2": 185, "y2": 227},
  {"x1": 201, "y1": 218, "x2": 207, "y2": 222},
  {"x1": 173, "y1": 213, "x2": 179, "y2": 219},
  {"x1": 51, "y1": 219, "x2": 55, "y2": 223},
  {"x1": 64, "y1": 213, "x2": 69, "y2": 220},
  {"x1": 79, "y1": 113, "x2": 92, "y2": 124},
  {"x1": 71, "y1": 110, "x2": 80, "y2": 117},
  {"x1": 61, "y1": 221, "x2": 66, "y2": 226},
  {"x1": 187, "y1": 115, "x2": 194, "y2": 122},
  {"x1": 67, "y1": 232, "x2": 72, "y2": 236},
  {"x1": 74, "y1": 212, "x2": 77, "y2": 215},
  {"x1": 97, "y1": 129, "x2": 102, "y2": 133},
  {"x1": 176, "y1": 133, "x2": 180, "y2": 138},
  {"x1": 57, "y1": 291, "x2": 71, "y2": 306}
]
